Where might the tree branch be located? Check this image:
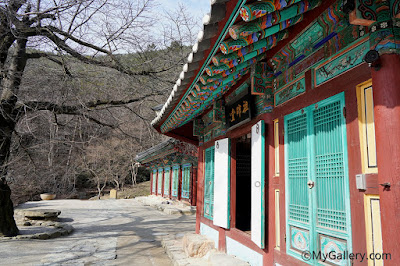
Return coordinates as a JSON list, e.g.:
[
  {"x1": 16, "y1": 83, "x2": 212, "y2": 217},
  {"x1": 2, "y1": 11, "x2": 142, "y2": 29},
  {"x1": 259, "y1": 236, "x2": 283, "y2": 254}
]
[
  {"x1": 20, "y1": 91, "x2": 161, "y2": 115},
  {"x1": 32, "y1": 26, "x2": 177, "y2": 77}
]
